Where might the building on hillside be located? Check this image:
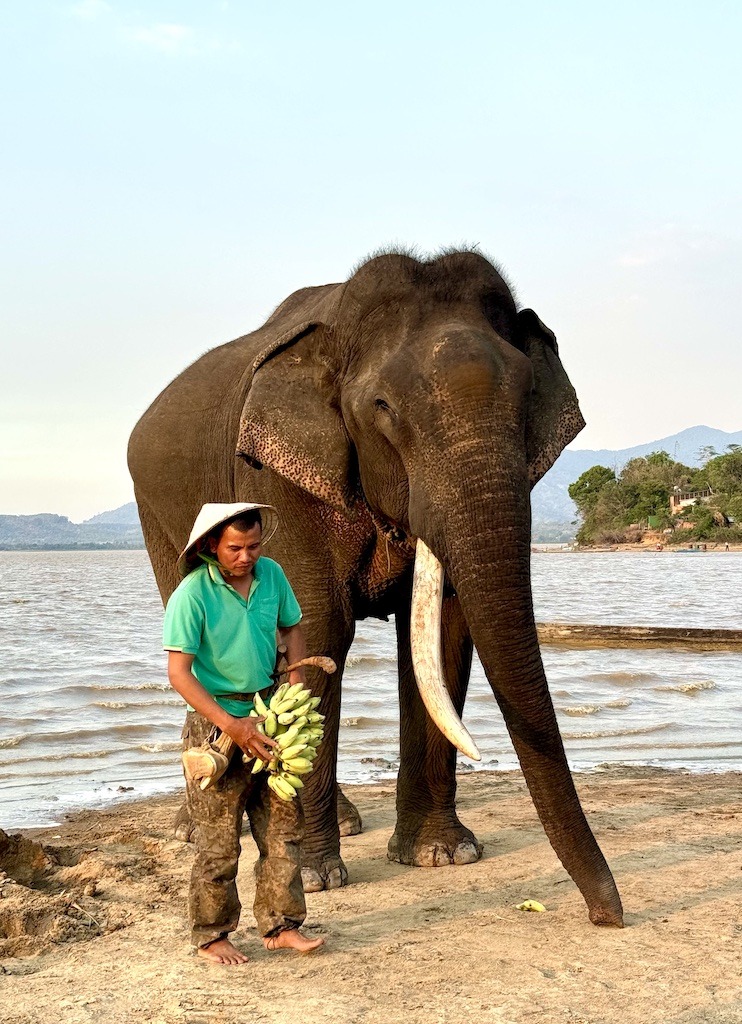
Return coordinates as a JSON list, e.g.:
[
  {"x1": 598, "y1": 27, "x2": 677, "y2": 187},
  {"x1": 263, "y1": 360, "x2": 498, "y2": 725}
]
[{"x1": 670, "y1": 487, "x2": 714, "y2": 515}]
